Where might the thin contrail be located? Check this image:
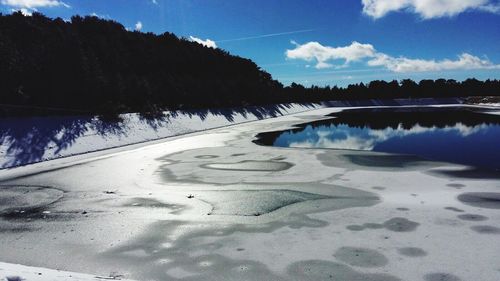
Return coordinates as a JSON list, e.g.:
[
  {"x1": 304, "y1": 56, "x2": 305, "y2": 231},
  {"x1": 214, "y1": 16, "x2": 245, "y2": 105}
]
[
  {"x1": 275, "y1": 68, "x2": 388, "y2": 79},
  {"x1": 216, "y1": 29, "x2": 316, "y2": 43}
]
